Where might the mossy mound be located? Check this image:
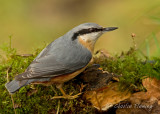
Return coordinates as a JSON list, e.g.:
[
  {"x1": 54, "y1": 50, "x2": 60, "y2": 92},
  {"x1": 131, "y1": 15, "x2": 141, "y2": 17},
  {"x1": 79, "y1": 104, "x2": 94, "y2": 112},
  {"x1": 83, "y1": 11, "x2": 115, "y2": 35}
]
[{"x1": 0, "y1": 43, "x2": 160, "y2": 113}]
